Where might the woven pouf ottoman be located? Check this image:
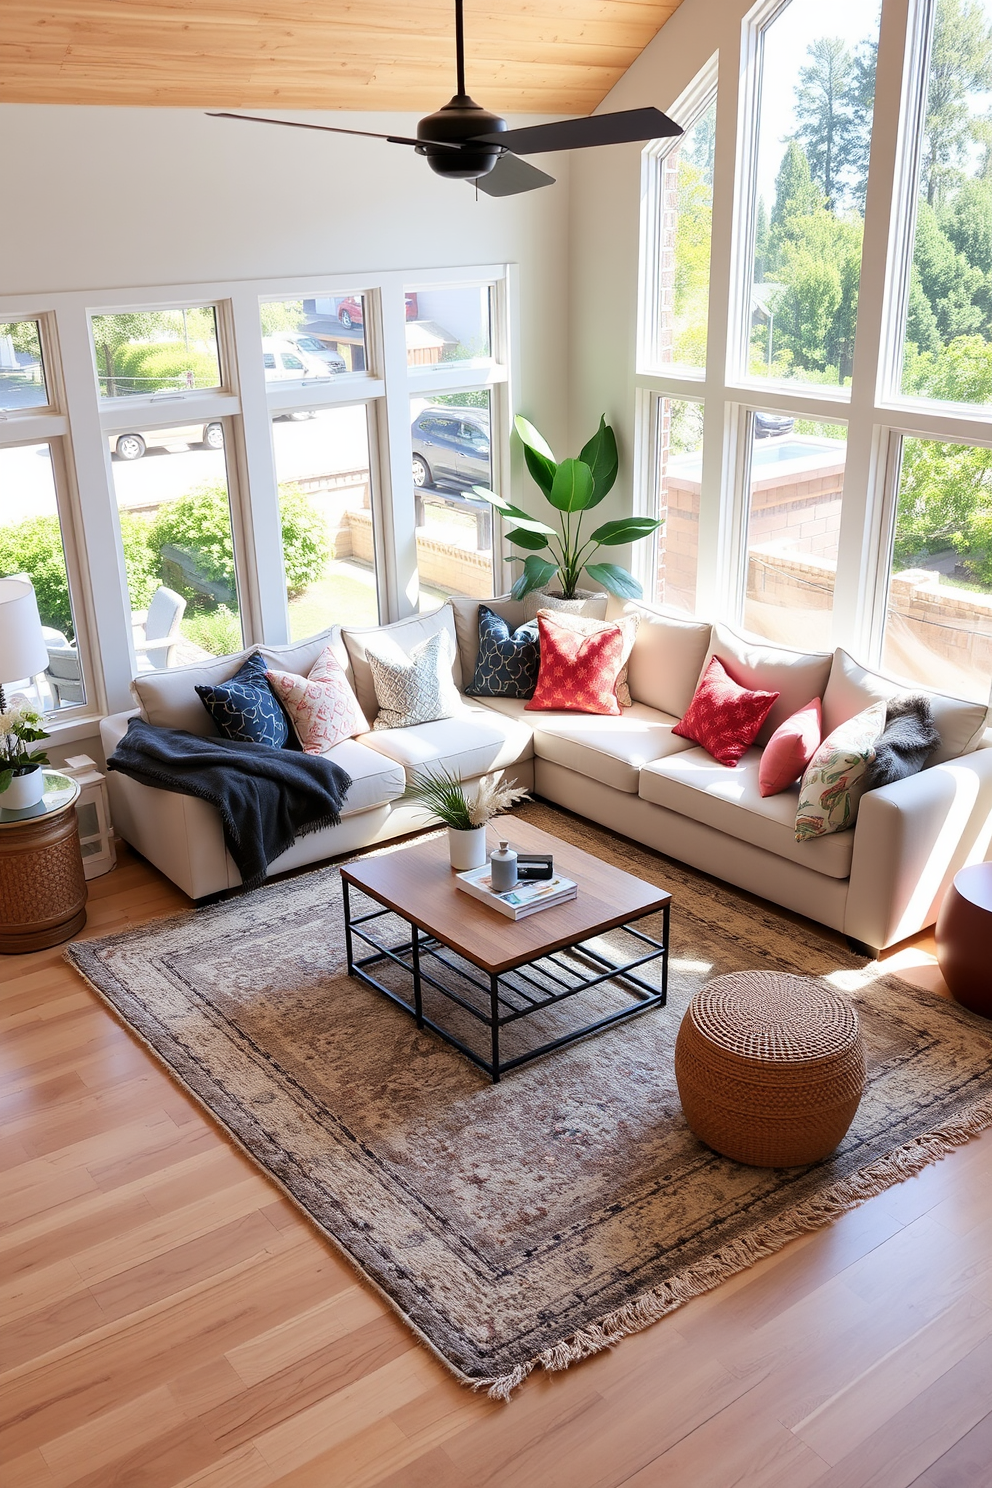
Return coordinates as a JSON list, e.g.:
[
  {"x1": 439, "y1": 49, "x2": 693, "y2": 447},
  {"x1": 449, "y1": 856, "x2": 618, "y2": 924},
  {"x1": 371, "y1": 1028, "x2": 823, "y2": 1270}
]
[{"x1": 675, "y1": 971, "x2": 867, "y2": 1167}]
